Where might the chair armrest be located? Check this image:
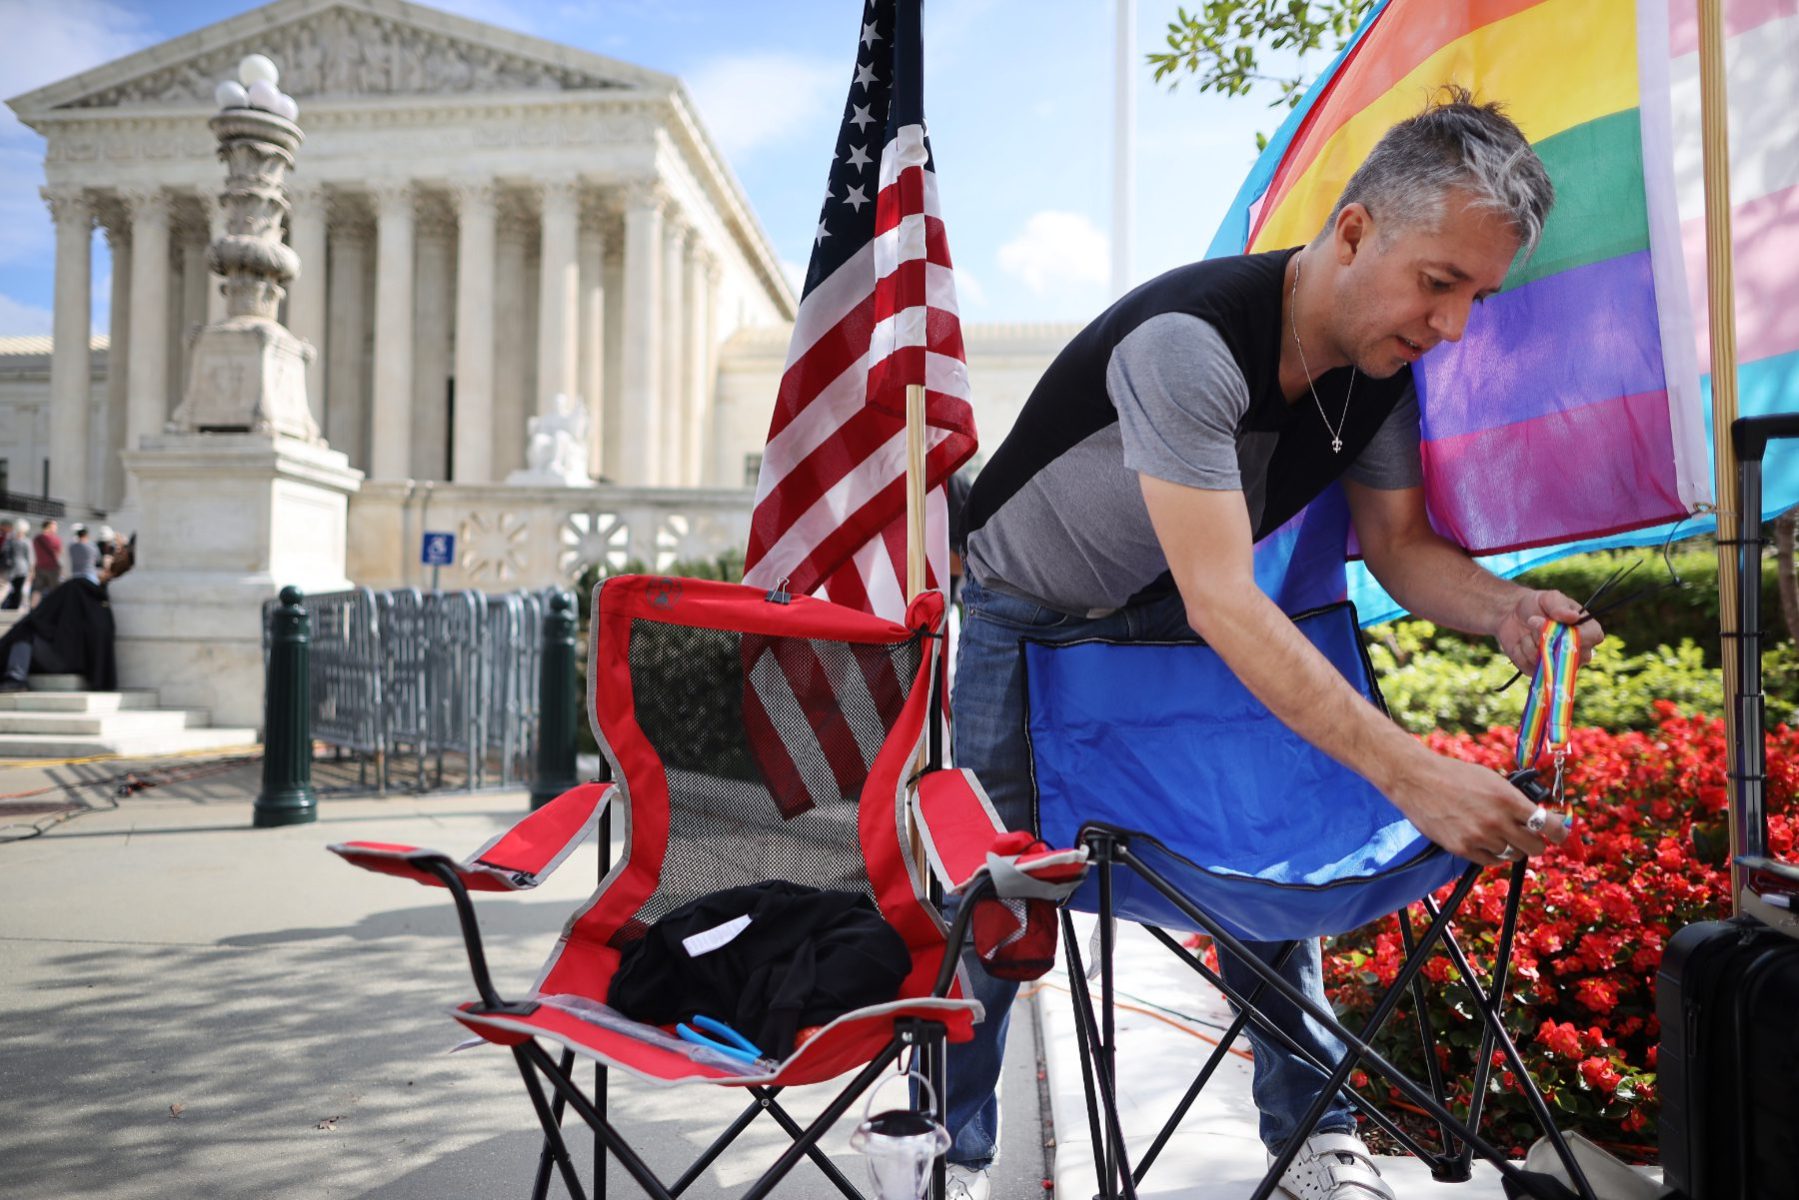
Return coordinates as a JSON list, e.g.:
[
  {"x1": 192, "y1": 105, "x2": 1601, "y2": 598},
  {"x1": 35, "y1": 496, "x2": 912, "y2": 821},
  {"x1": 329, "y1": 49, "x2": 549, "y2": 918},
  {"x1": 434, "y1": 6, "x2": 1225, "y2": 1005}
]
[
  {"x1": 910, "y1": 769, "x2": 1088, "y2": 900},
  {"x1": 329, "y1": 780, "x2": 615, "y2": 892},
  {"x1": 910, "y1": 769, "x2": 1004, "y2": 892}
]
